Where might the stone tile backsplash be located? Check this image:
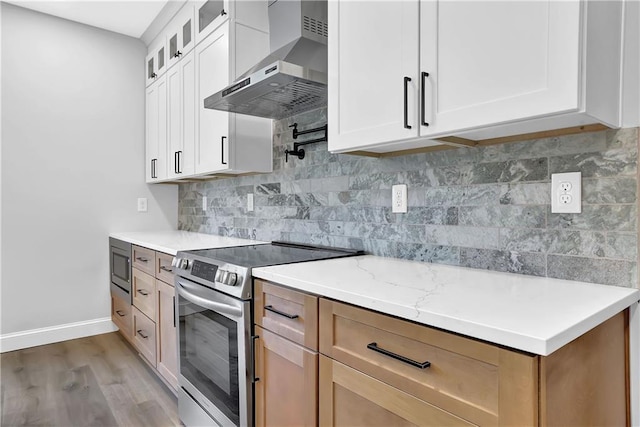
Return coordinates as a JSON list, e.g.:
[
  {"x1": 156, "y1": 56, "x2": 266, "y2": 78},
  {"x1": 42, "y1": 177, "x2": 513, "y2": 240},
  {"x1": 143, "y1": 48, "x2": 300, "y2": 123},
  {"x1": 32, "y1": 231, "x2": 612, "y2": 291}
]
[{"x1": 179, "y1": 107, "x2": 639, "y2": 288}]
